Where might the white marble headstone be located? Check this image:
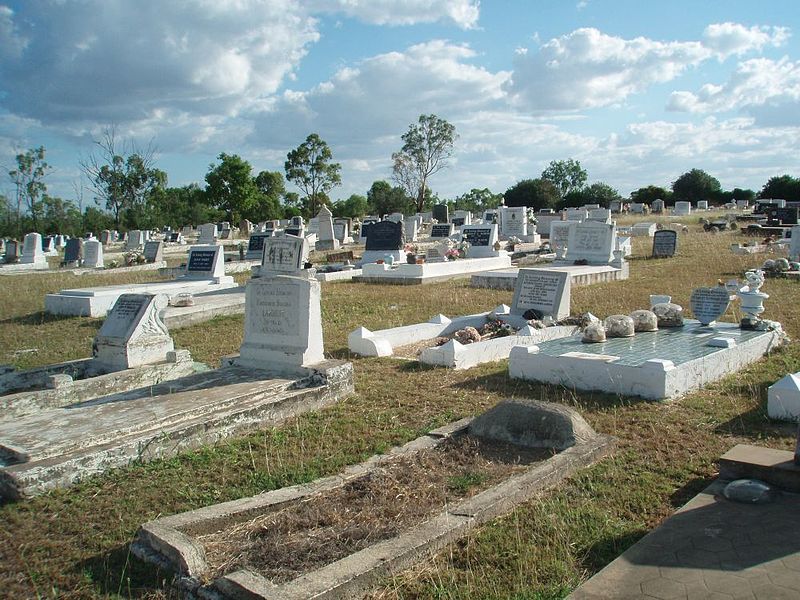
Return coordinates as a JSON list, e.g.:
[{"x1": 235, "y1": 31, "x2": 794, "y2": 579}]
[
  {"x1": 564, "y1": 221, "x2": 616, "y2": 265},
  {"x1": 261, "y1": 234, "x2": 308, "y2": 275},
  {"x1": 20, "y1": 232, "x2": 46, "y2": 265},
  {"x1": 83, "y1": 240, "x2": 104, "y2": 268},
  {"x1": 185, "y1": 245, "x2": 226, "y2": 279},
  {"x1": 689, "y1": 286, "x2": 730, "y2": 326}
]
